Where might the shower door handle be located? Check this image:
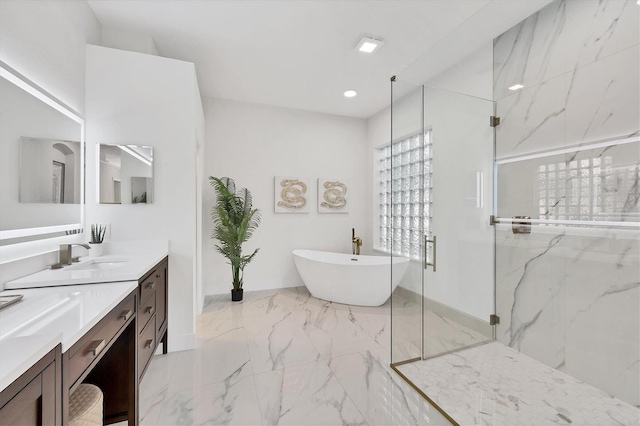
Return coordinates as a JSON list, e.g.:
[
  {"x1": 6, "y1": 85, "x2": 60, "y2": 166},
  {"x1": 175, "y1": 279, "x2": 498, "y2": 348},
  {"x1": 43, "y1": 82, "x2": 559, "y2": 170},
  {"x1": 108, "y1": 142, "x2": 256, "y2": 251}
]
[{"x1": 424, "y1": 235, "x2": 436, "y2": 271}]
